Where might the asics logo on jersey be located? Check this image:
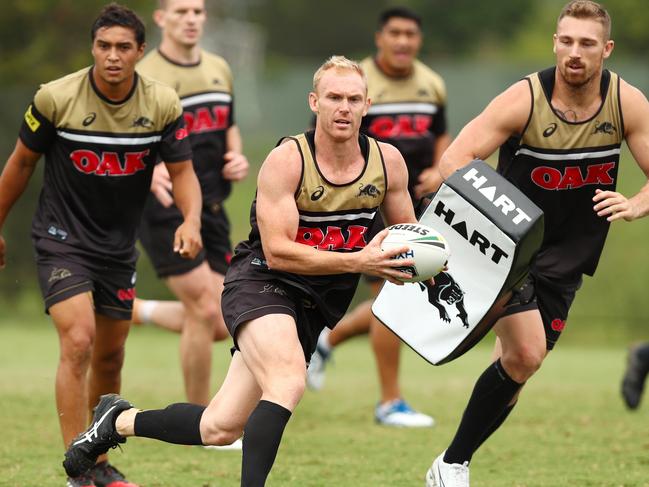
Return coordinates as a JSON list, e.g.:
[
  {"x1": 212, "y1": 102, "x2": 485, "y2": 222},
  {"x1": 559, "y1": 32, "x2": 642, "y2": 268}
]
[
  {"x1": 369, "y1": 114, "x2": 432, "y2": 138},
  {"x1": 131, "y1": 116, "x2": 154, "y2": 128},
  {"x1": 82, "y1": 112, "x2": 97, "y2": 127},
  {"x1": 357, "y1": 183, "x2": 381, "y2": 198},
  {"x1": 70, "y1": 149, "x2": 149, "y2": 176},
  {"x1": 311, "y1": 186, "x2": 325, "y2": 201},
  {"x1": 183, "y1": 106, "x2": 230, "y2": 134},
  {"x1": 417, "y1": 89, "x2": 429, "y2": 97},
  {"x1": 531, "y1": 162, "x2": 615, "y2": 190},
  {"x1": 295, "y1": 225, "x2": 368, "y2": 251},
  {"x1": 593, "y1": 120, "x2": 616, "y2": 135},
  {"x1": 543, "y1": 123, "x2": 557, "y2": 137}
]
